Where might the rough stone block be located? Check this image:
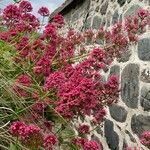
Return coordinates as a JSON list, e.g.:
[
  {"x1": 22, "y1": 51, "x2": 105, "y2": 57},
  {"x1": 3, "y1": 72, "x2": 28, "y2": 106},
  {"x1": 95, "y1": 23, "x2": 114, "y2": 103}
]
[
  {"x1": 112, "y1": 10, "x2": 119, "y2": 24},
  {"x1": 138, "y1": 38, "x2": 150, "y2": 61},
  {"x1": 100, "y1": 1, "x2": 108, "y2": 15},
  {"x1": 104, "y1": 120, "x2": 119, "y2": 150},
  {"x1": 124, "y1": 5, "x2": 141, "y2": 18},
  {"x1": 92, "y1": 16, "x2": 102, "y2": 29},
  {"x1": 85, "y1": 17, "x2": 92, "y2": 29},
  {"x1": 110, "y1": 65, "x2": 120, "y2": 76},
  {"x1": 121, "y1": 64, "x2": 139, "y2": 108},
  {"x1": 140, "y1": 86, "x2": 150, "y2": 111},
  {"x1": 131, "y1": 114, "x2": 150, "y2": 136},
  {"x1": 109, "y1": 104, "x2": 127, "y2": 122}
]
